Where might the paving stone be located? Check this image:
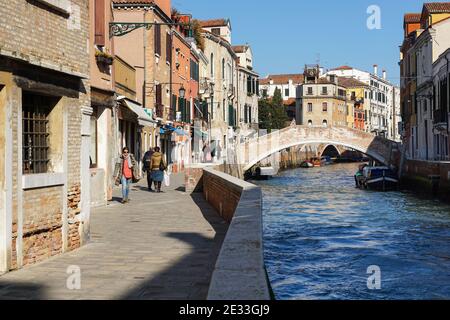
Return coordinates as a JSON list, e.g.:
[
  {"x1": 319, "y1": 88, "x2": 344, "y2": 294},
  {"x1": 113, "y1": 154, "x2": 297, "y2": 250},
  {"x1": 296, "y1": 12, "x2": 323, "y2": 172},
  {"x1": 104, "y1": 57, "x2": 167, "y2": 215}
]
[{"x1": 0, "y1": 175, "x2": 228, "y2": 300}]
